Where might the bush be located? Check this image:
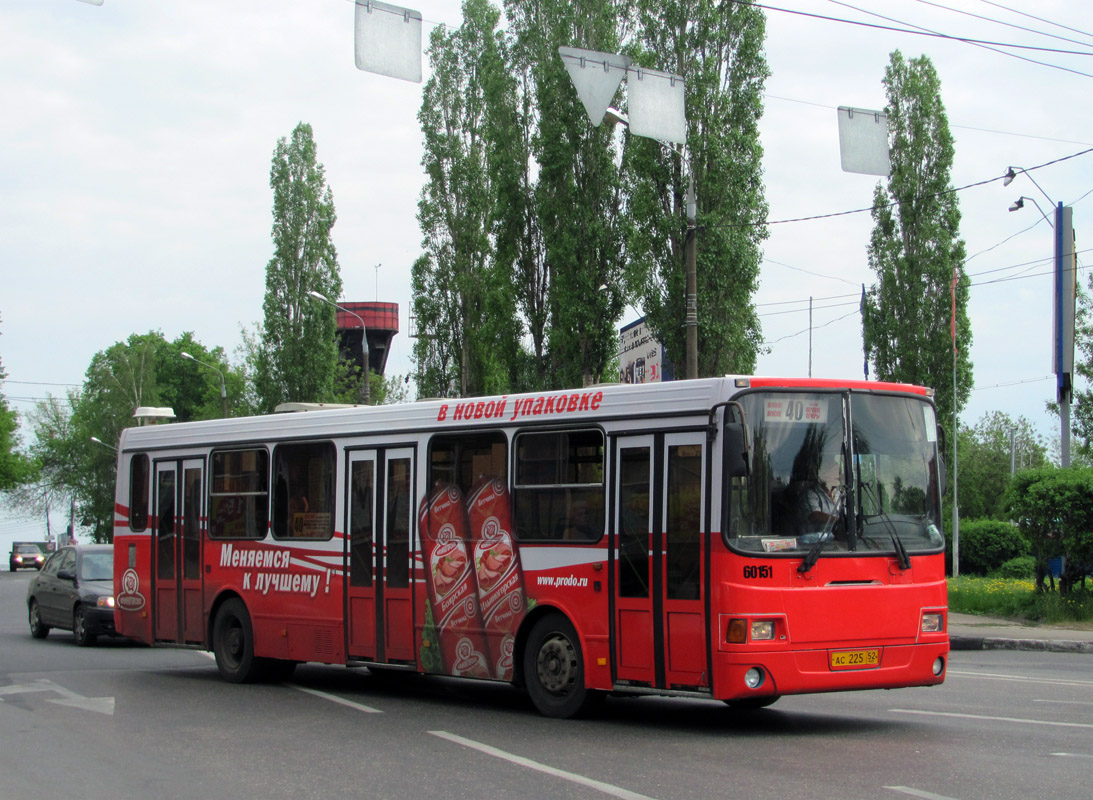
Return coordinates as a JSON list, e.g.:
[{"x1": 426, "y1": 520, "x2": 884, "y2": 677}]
[
  {"x1": 992, "y1": 555, "x2": 1036, "y2": 579},
  {"x1": 956, "y1": 519, "x2": 1029, "y2": 576}
]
